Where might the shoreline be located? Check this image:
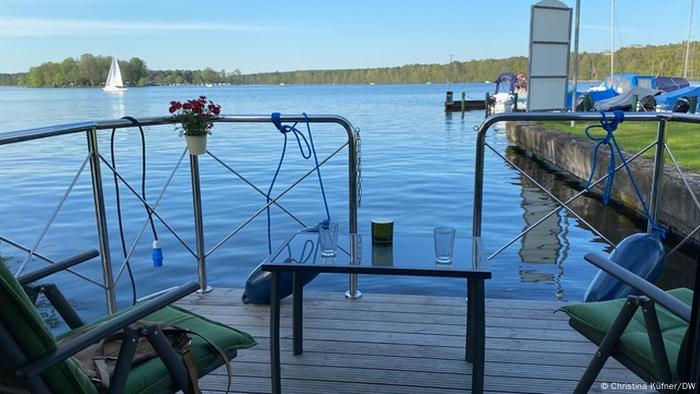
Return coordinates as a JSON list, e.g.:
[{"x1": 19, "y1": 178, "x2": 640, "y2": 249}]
[
  {"x1": 505, "y1": 121, "x2": 700, "y2": 247},
  {"x1": 0, "y1": 82, "x2": 498, "y2": 89}
]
